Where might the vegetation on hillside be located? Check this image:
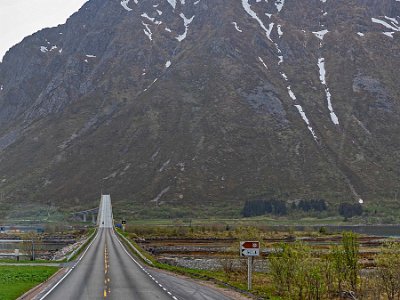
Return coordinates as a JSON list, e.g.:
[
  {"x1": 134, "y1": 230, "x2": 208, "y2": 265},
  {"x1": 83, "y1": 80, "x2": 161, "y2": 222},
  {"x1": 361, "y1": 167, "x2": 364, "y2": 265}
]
[{"x1": 241, "y1": 198, "x2": 367, "y2": 221}]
